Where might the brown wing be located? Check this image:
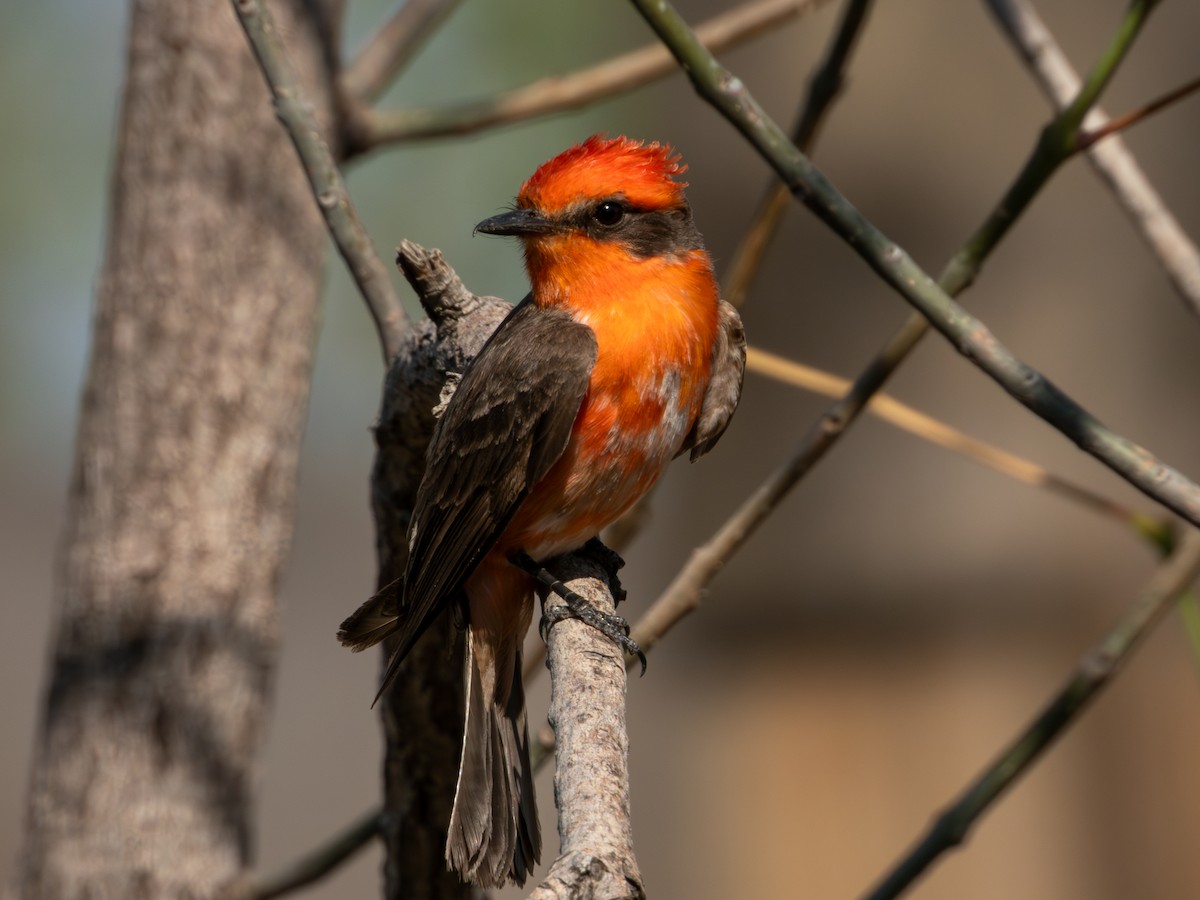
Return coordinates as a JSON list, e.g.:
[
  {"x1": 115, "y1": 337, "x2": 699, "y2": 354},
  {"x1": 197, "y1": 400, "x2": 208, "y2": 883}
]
[
  {"x1": 352, "y1": 298, "x2": 597, "y2": 679},
  {"x1": 681, "y1": 299, "x2": 746, "y2": 461}
]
